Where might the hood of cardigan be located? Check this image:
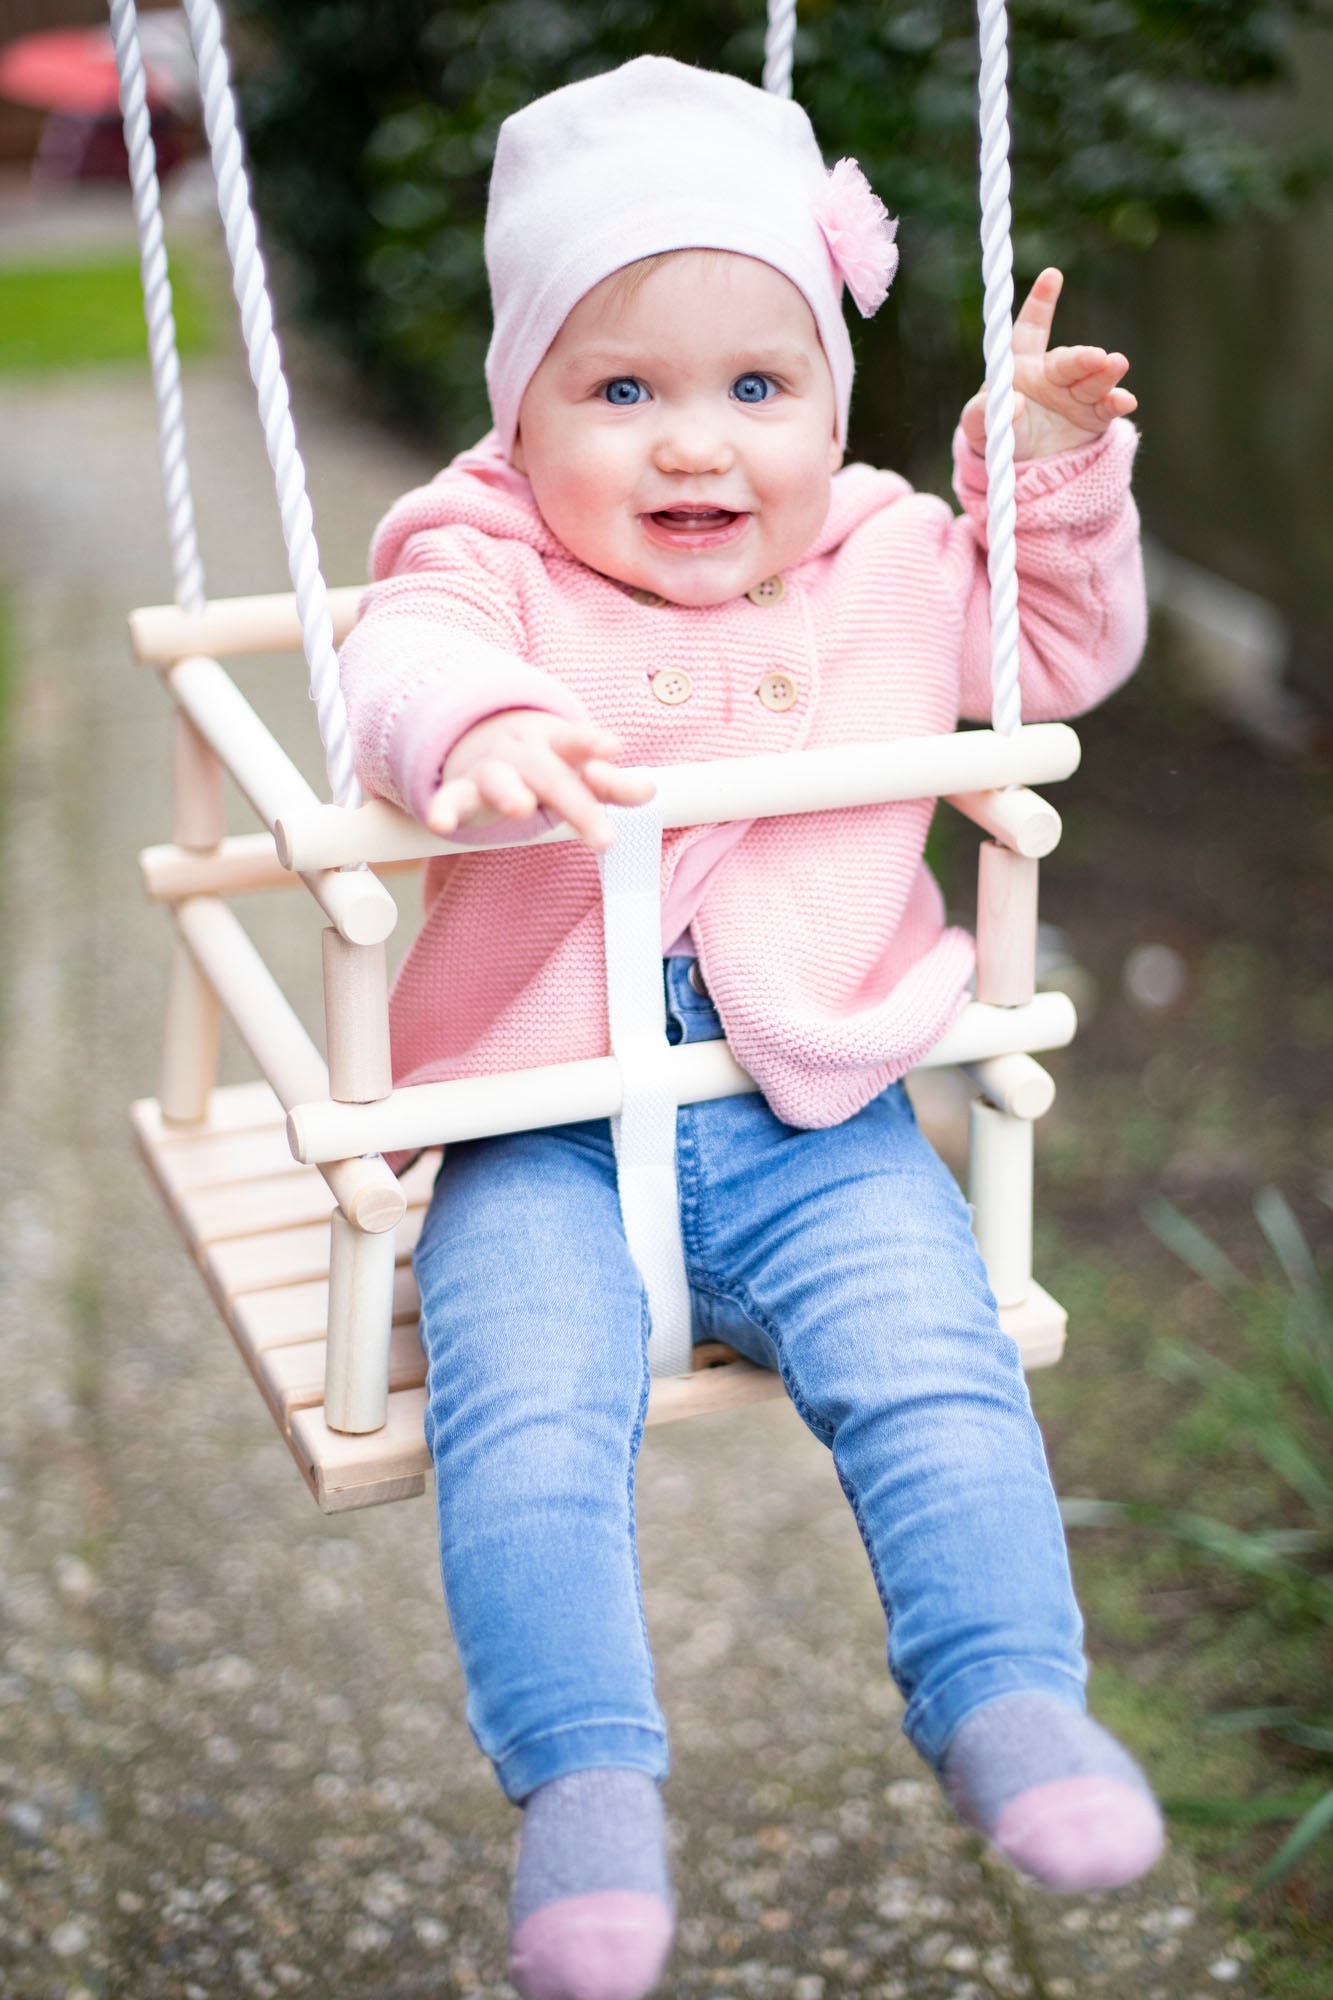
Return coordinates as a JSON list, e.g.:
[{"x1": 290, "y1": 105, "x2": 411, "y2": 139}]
[{"x1": 368, "y1": 429, "x2": 912, "y2": 588}]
